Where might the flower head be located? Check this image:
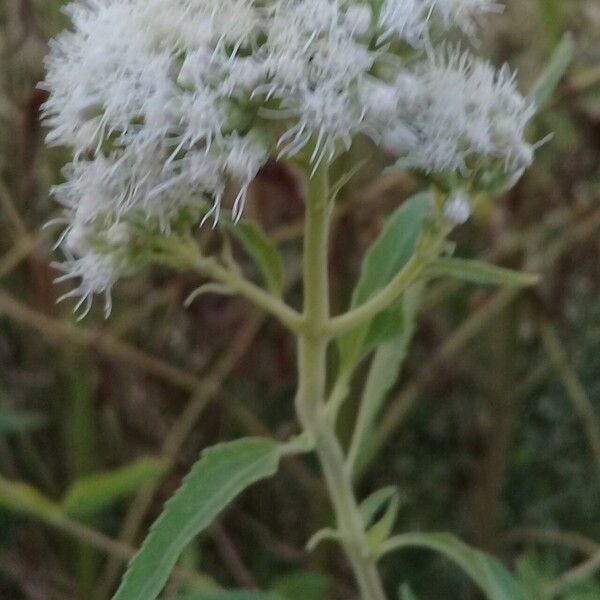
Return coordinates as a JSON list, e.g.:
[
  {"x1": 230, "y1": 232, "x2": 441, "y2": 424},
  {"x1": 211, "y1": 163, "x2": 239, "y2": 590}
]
[
  {"x1": 42, "y1": 0, "x2": 534, "y2": 314},
  {"x1": 384, "y1": 48, "x2": 535, "y2": 175}
]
